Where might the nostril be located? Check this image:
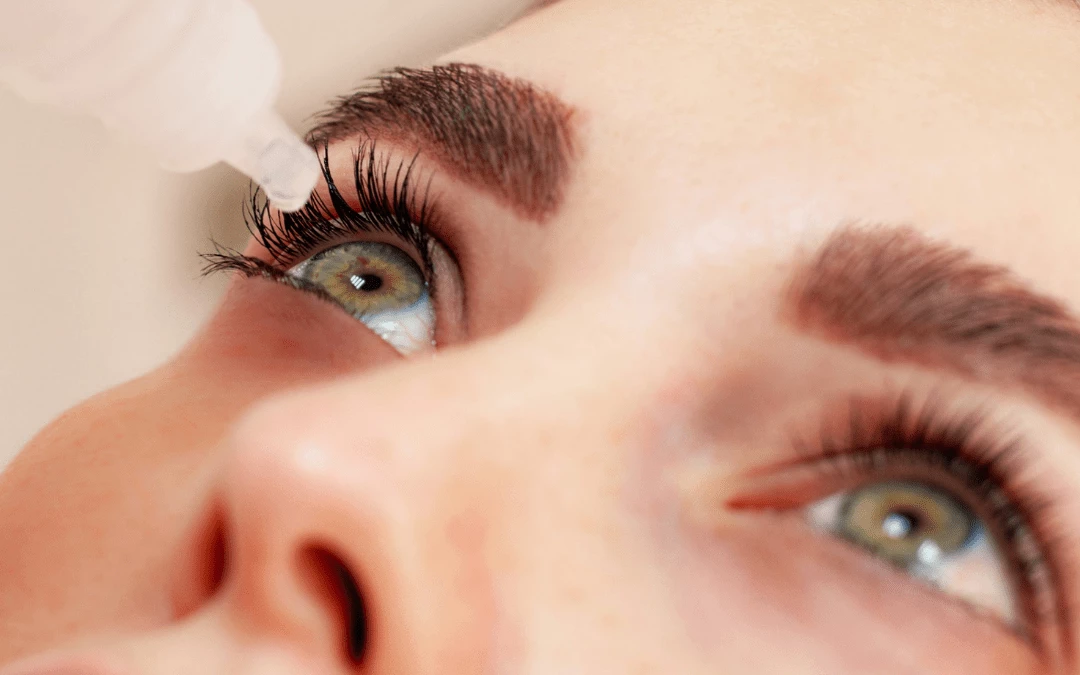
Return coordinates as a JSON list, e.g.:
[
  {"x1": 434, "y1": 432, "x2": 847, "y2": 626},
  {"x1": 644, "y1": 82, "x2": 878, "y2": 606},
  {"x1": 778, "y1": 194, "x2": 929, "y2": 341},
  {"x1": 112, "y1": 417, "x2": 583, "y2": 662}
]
[
  {"x1": 333, "y1": 555, "x2": 369, "y2": 663},
  {"x1": 206, "y1": 517, "x2": 228, "y2": 594},
  {"x1": 173, "y1": 505, "x2": 229, "y2": 619},
  {"x1": 299, "y1": 547, "x2": 369, "y2": 665}
]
